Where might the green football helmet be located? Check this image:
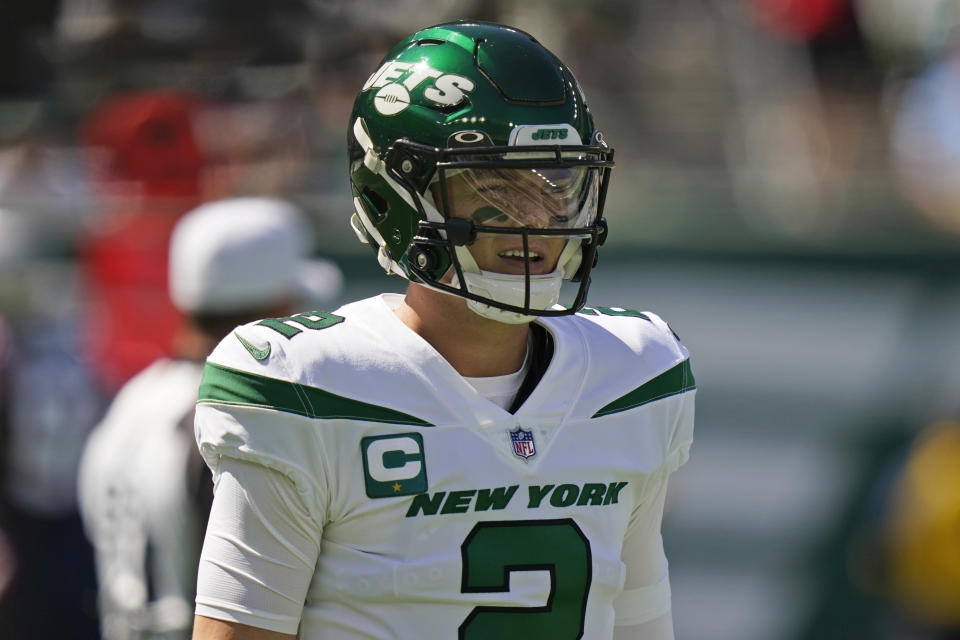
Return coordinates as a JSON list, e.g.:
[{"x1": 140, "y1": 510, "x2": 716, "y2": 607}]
[{"x1": 348, "y1": 21, "x2": 614, "y2": 323}]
